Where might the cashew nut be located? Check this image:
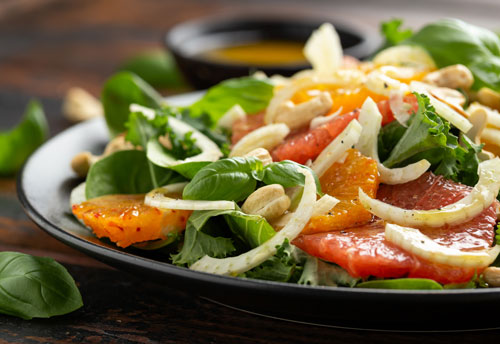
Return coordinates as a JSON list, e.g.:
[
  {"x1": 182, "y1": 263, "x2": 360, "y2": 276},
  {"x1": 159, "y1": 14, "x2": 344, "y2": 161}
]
[
  {"x1": 71, "y1": 135, "x2": 136, "y2": 177},
  {"x1": 422, "y1": 64, "x2": 474, "y2": 90},
  {"x1": 483, "y1": 267, "x2": 500, "y2": 287},
  {"x1": 273, "y1": 92, "x2": 333, "y2": 130},
  {"x1": 63, "y1": 87, "x2": 103, "y2": 123},
  {"x1": 243, "y1": 148, "x2": 273, "y2": 166},
  {"x1": 241, "y1": 184, "x2": 291, "y2": 221},
  {"x1": 477, "y1": 87, "x2": 500, "y2": 111}
]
